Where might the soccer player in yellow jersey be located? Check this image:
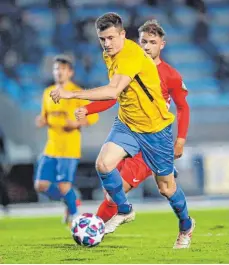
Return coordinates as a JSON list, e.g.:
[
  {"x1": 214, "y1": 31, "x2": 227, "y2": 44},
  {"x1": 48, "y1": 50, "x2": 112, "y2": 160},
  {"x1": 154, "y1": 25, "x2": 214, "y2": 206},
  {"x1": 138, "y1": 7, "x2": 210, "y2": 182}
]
[
  {"x1": 35, "y1": 55, "x2": 99, "y2": 223},
  {"x1": 50, "y1": 14, "x2": 195, "y2": 248}
]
